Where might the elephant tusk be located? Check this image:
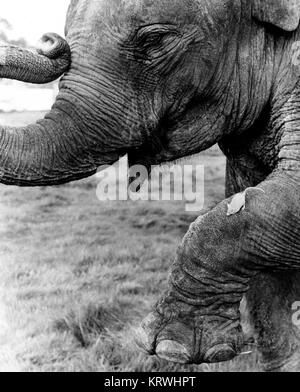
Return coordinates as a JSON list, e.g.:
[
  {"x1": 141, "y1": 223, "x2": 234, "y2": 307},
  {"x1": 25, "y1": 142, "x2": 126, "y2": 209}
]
[{"x1": 239, "y1": 350, "x2": 253, "y2": 355}]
